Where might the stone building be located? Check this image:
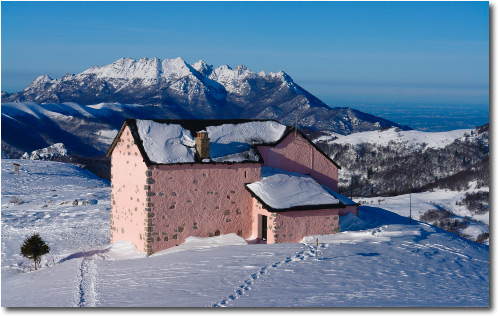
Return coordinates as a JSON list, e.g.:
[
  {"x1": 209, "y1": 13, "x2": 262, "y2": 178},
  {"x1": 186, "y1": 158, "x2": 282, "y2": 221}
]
[{"x1": 107, "y1": 119, "x2": 358, "y2": 255}]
